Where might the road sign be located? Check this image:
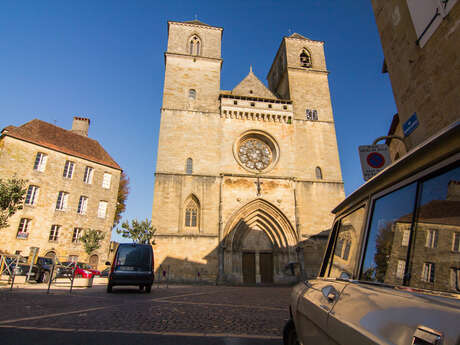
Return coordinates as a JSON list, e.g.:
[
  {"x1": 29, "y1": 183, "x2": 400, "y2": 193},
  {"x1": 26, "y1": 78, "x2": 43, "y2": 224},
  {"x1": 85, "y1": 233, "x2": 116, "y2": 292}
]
[
  {"x1": 403, "y1": 112, "x2": 419, "y2": 137},
  {"x1": 359, "y1": 144, "x2": 391, "y2": 181}
]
